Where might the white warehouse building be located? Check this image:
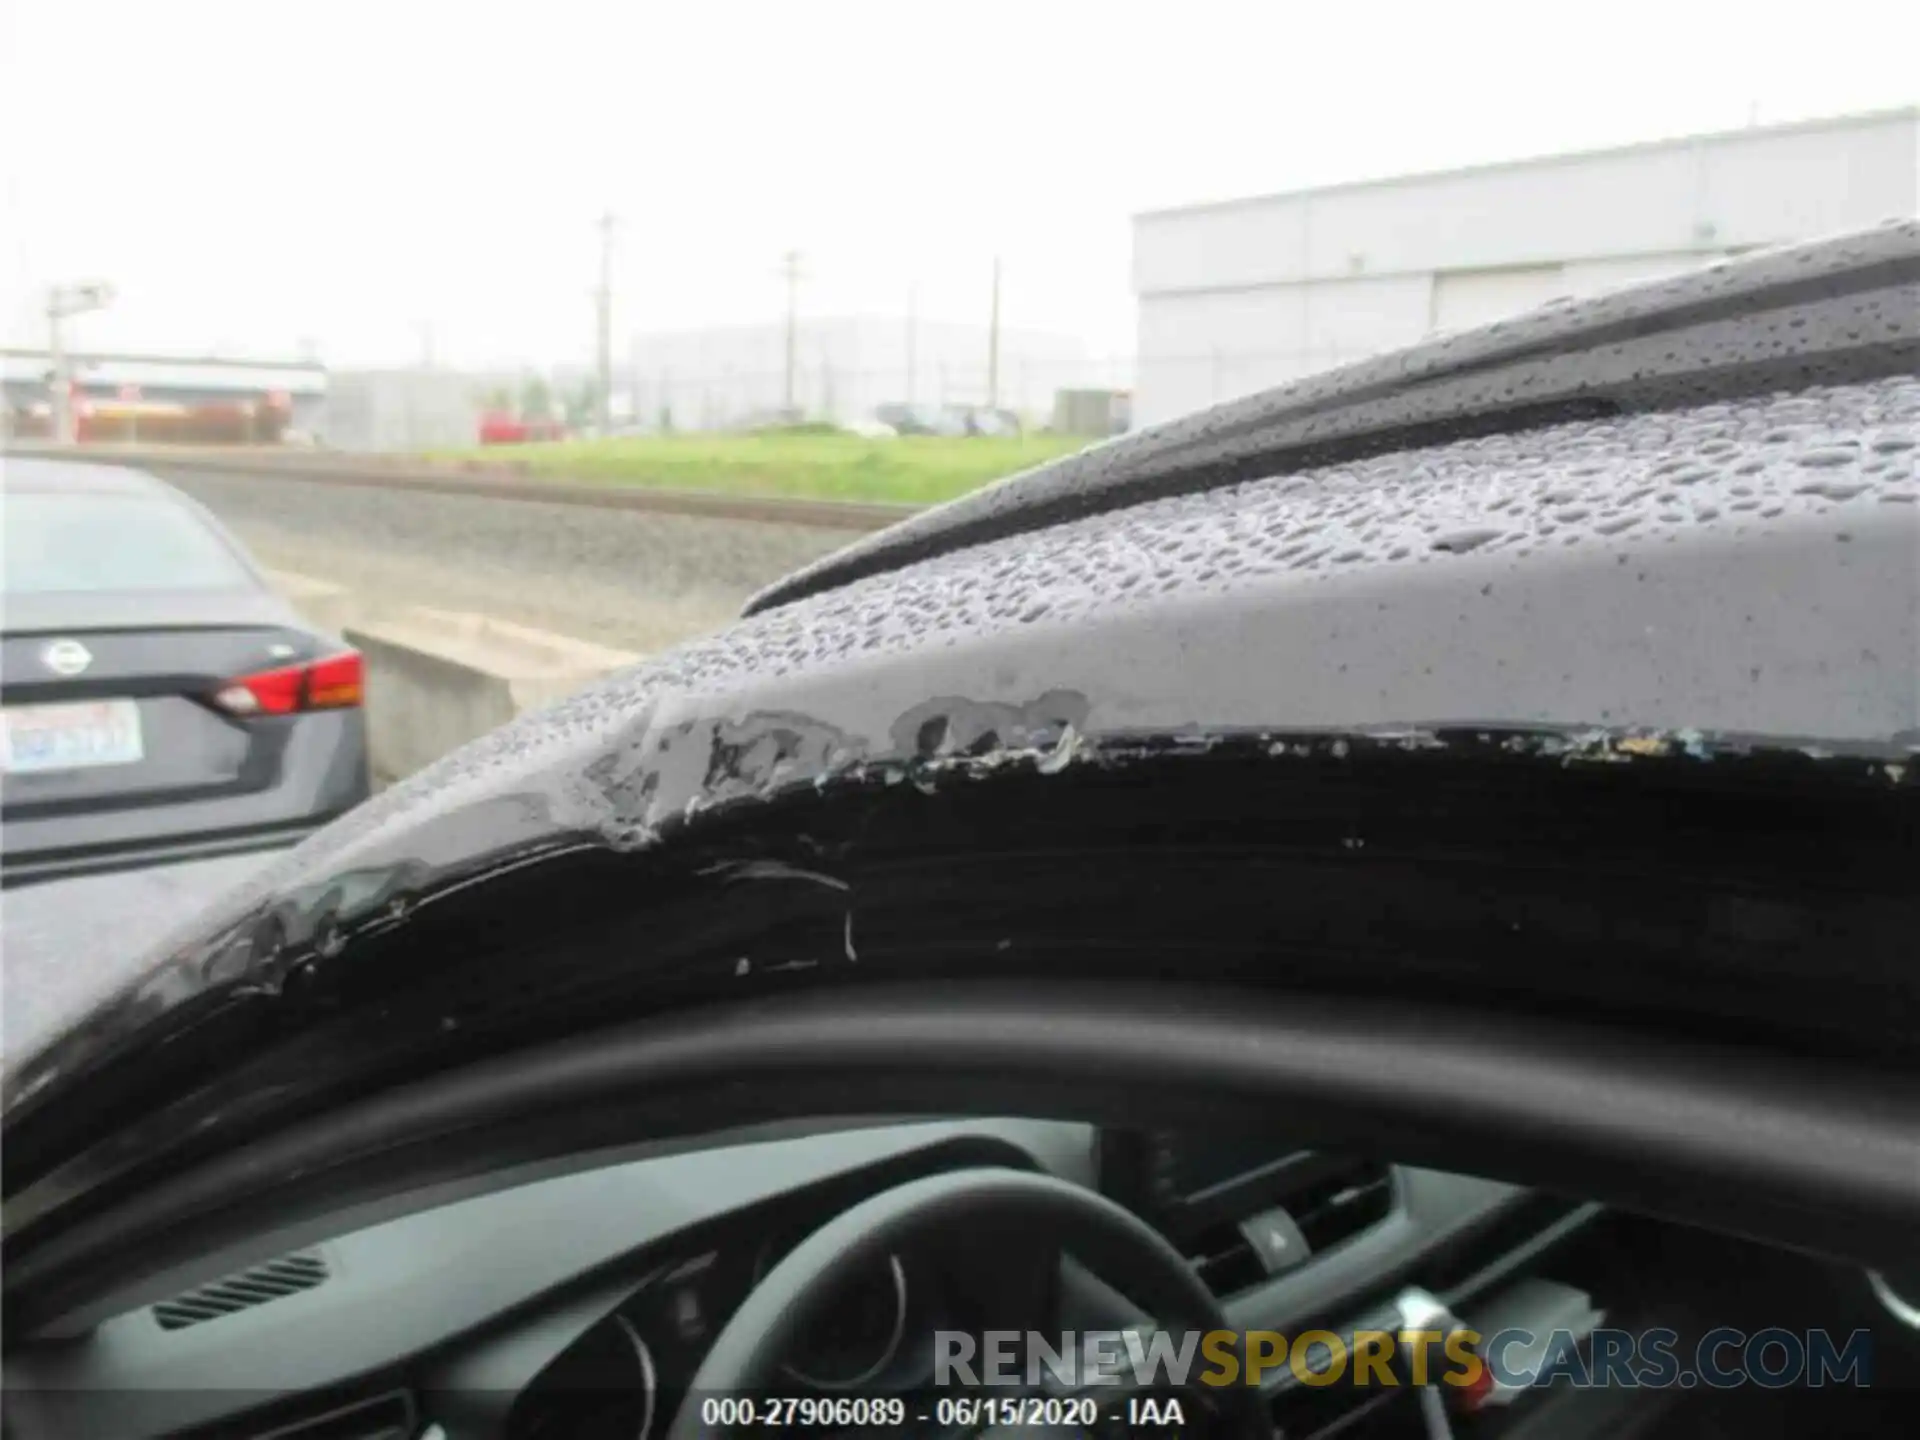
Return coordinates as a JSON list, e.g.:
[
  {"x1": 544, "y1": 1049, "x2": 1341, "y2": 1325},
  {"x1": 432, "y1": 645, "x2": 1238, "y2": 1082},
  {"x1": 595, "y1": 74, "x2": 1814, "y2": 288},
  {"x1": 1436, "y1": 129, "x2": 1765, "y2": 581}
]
[{"x1": 1132, "y1": 107, "x2": 1919, "y2": 427}]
